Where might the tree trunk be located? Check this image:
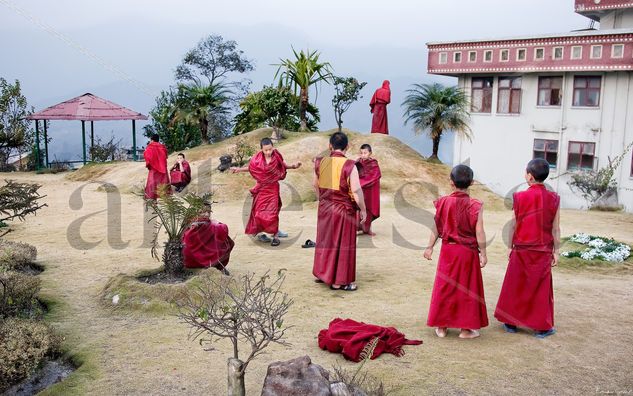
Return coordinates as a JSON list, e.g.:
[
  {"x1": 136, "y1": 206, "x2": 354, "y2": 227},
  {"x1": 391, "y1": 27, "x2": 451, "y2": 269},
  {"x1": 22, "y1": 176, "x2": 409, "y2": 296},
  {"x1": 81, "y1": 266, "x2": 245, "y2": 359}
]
[
  {"x1": 200, "y1": 117, "x2": 209, "y2": 145},
  {"x1": 227, "y1": 358, "x2": 245, "y2": 396},
  {"x1": 163, "y1": 240, "x2": 183, "y2": 275},
  {"x1": 429, "y1": 131, "x2": 442, "y2": 162},
  {"x1": 299, "y1": 87, "x2": 308, "y2": 131}
]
